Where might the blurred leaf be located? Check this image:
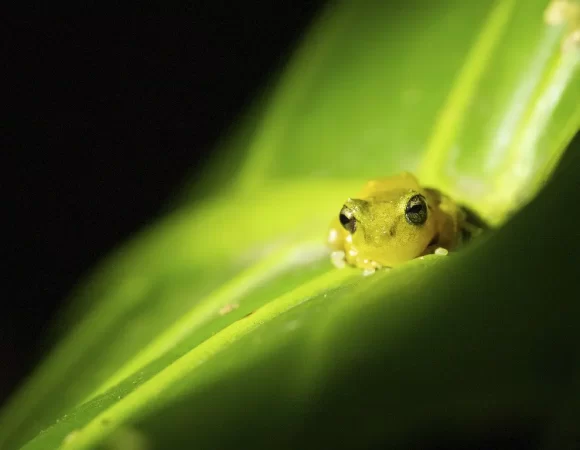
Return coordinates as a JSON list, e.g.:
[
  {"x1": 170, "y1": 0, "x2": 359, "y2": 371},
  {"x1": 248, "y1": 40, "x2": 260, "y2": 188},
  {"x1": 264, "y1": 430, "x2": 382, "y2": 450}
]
[{"x1": 2, "y1": 0, "x2": 579, "y2": 449}]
